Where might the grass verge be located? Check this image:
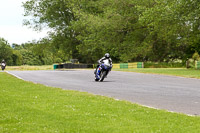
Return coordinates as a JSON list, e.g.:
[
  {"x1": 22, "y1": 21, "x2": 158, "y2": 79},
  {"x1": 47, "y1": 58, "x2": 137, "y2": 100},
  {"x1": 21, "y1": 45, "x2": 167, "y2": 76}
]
[
  {"x1": 114, "y1": 68, "x2": 200, "y2": 79},
  {"x1": 0, "y1": 72, "x2": 200, "y2": 132},
  {"x1": 6, "y1": 65, "x2": 53, "y2": 71}
]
